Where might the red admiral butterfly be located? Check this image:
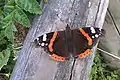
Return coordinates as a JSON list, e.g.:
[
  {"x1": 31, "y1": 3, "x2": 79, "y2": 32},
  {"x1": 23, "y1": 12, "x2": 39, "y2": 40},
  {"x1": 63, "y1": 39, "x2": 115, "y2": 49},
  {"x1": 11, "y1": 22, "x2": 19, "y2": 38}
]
[{"x1": 34, "y1": 25, "x2": 105, "y2": 61}]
